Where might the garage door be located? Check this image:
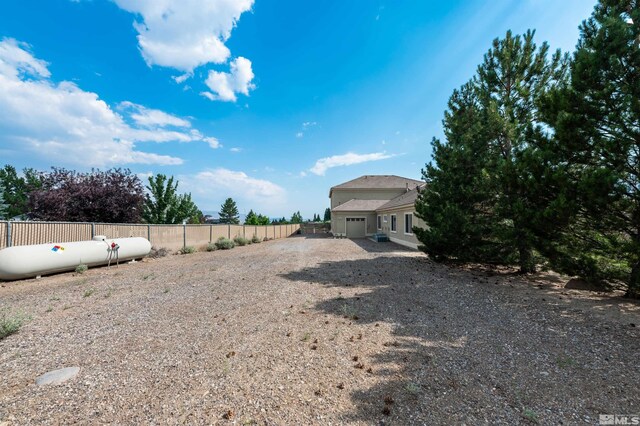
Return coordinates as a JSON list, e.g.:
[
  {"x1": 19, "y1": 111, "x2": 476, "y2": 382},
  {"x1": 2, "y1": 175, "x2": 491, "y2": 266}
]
[{"x1": 346, "y1": 218, "x2": 366, "y2": 238}]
